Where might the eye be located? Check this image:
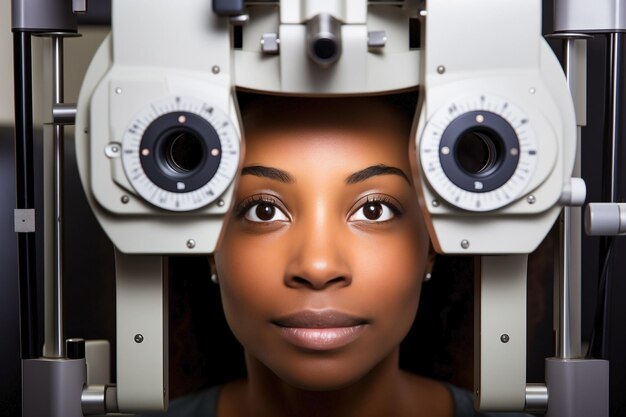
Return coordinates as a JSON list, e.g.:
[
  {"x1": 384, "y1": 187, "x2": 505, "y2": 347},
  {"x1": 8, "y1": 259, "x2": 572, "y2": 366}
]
[
  {"x1": 349, "y1": 198, "x2": 398, "y2": 223},
  {"x1": 242, "y1": 200, "x2": 289, "y2": 223}
]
